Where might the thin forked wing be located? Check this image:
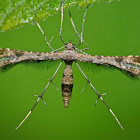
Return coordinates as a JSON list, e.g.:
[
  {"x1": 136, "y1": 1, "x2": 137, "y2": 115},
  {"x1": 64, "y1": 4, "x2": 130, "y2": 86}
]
[
  {"x1": 76, "y1": 54, "x2": 140, "y2": 76},
  {"x1": 0, "y1": 48, "x2": 140, "y2": 76},
  {"x1": 0, "y1": 48, "x2": 61, "y2": 67}
]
